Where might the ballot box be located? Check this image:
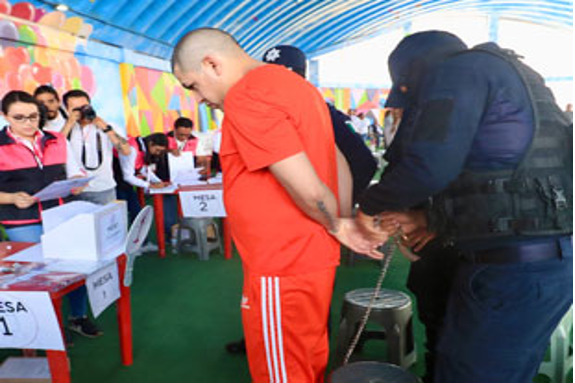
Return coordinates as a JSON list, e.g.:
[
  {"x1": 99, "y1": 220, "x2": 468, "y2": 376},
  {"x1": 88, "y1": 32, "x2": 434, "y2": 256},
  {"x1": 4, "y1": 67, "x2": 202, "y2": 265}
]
[{"x1": 41, "y1": 200, "x2": 127, "y2": 261}]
